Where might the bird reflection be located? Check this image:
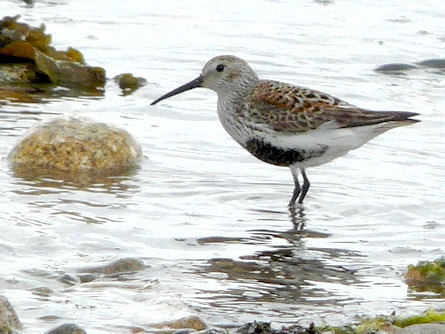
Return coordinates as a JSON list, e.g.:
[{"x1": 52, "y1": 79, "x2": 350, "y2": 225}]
[{"x1": 288, "y1": 205, "x2": 306, "y2": 230}]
